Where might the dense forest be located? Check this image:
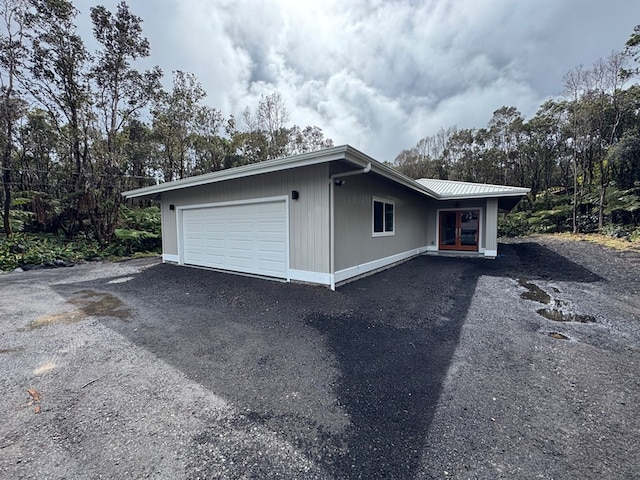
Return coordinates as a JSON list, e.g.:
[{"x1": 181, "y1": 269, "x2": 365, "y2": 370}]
[
  {"x1": 0, "y1": 0, "x2": 332, "y2": 252},
  {"x1": 1, "y1": 1, "x2": 639, "y2": 270},
  {"x1": 393, "y1": 29, "x2": 640, "y2": 239}
]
